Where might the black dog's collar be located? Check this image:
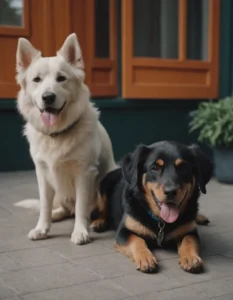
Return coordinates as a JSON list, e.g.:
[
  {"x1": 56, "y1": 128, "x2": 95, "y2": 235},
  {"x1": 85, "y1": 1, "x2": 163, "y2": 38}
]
[
  {"x1": 49, "y1": 119, "x2": 79, "y2": 138},
  {"x1": 147, "y1": 208, "x2": 161, "y2": 222},
  {"x1": 147, "y1": 191, "x2": 166, "y2": 247}
]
